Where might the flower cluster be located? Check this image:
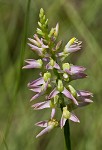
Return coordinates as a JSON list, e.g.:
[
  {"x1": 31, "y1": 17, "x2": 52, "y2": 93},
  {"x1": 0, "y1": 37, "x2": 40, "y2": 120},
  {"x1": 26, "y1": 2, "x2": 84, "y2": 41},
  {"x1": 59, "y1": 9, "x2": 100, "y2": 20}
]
[{"x1": 23, "y1": 8, "x2": 93, "y2": 138}]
